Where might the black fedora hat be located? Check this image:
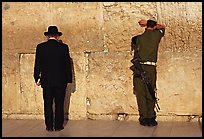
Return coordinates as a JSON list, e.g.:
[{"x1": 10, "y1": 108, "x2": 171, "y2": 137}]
[{"x1": 44, "y1": 26, "x2": 62, "y2": 36}]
